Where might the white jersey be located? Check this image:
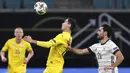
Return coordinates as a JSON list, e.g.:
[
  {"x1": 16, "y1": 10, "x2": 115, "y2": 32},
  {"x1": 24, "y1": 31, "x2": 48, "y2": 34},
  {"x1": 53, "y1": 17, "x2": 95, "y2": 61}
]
[{"x1": 89, "y1": 39, "x2": 119, "y2": 73}]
